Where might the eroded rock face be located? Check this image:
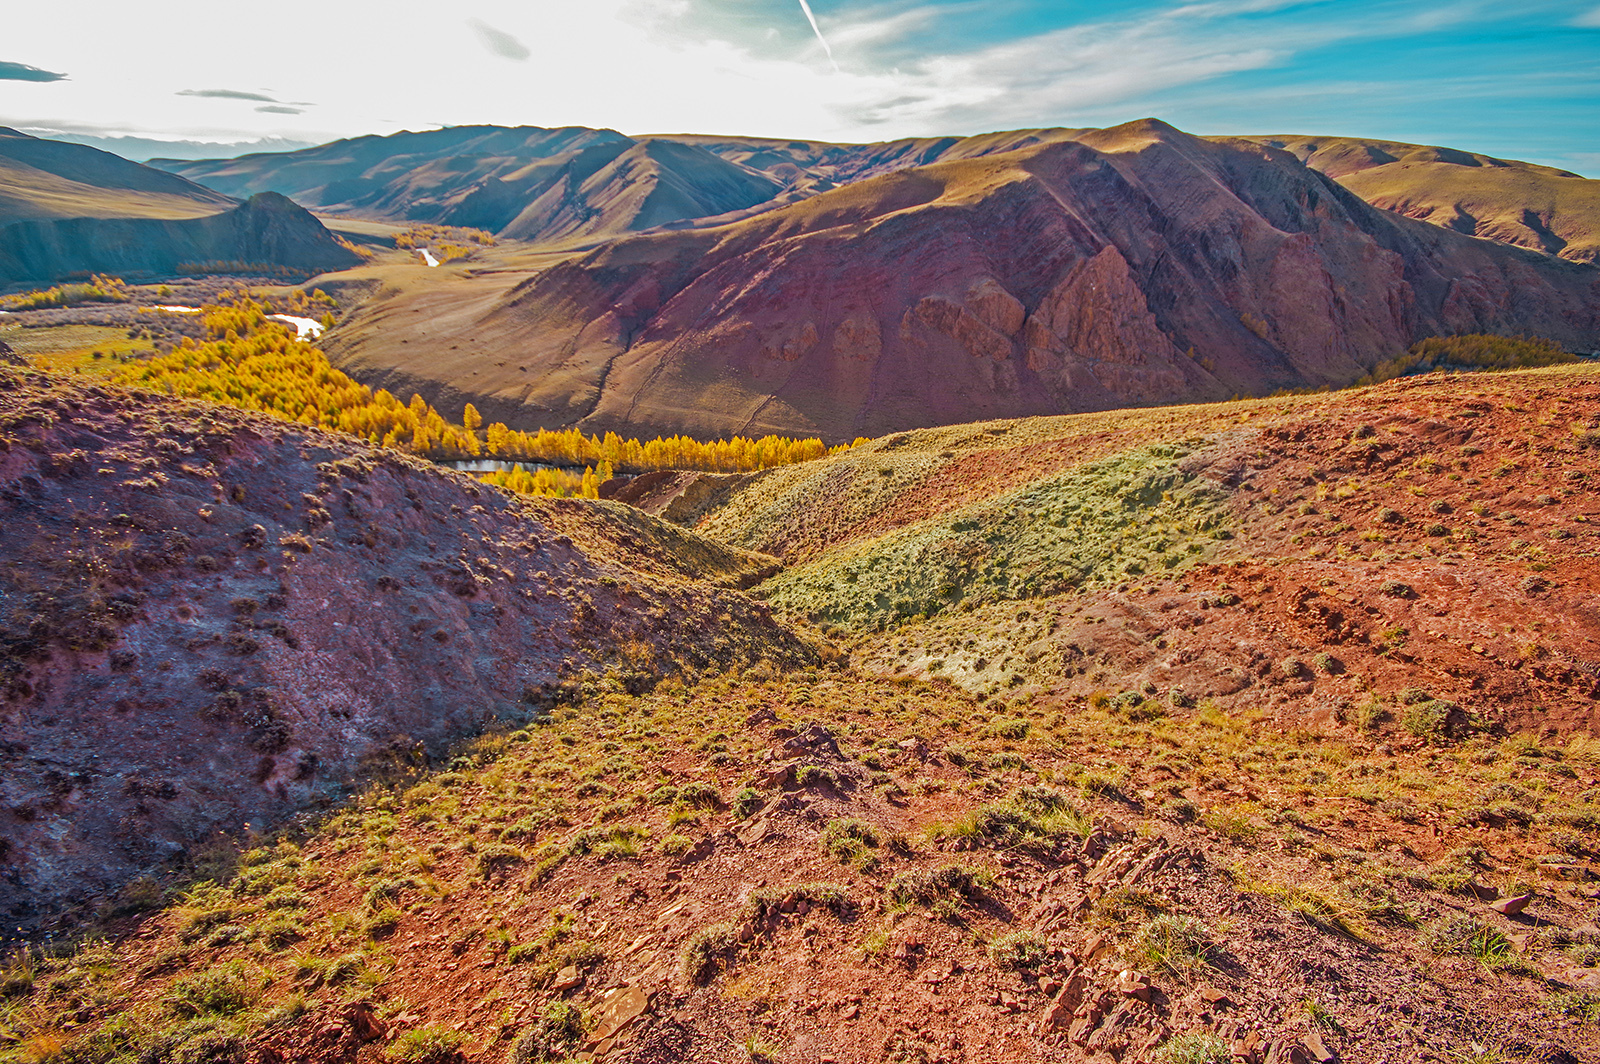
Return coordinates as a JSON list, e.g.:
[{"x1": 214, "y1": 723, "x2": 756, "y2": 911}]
[
  {"x1": 368, "y1": 120, "x2": 1597, "y2": 442},
  {"x1": 0, "y1": 370, "x2": 806, "y2": 923}
]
